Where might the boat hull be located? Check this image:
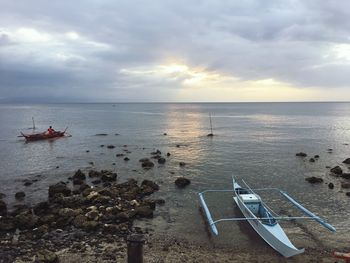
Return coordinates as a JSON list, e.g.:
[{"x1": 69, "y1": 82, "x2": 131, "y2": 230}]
[
  {"x1": 21, "y1": 132, "x2": 66, "y2": 141},
  {"x1": 233, "y1": 194, "x2": 304, "y2": 258}
]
